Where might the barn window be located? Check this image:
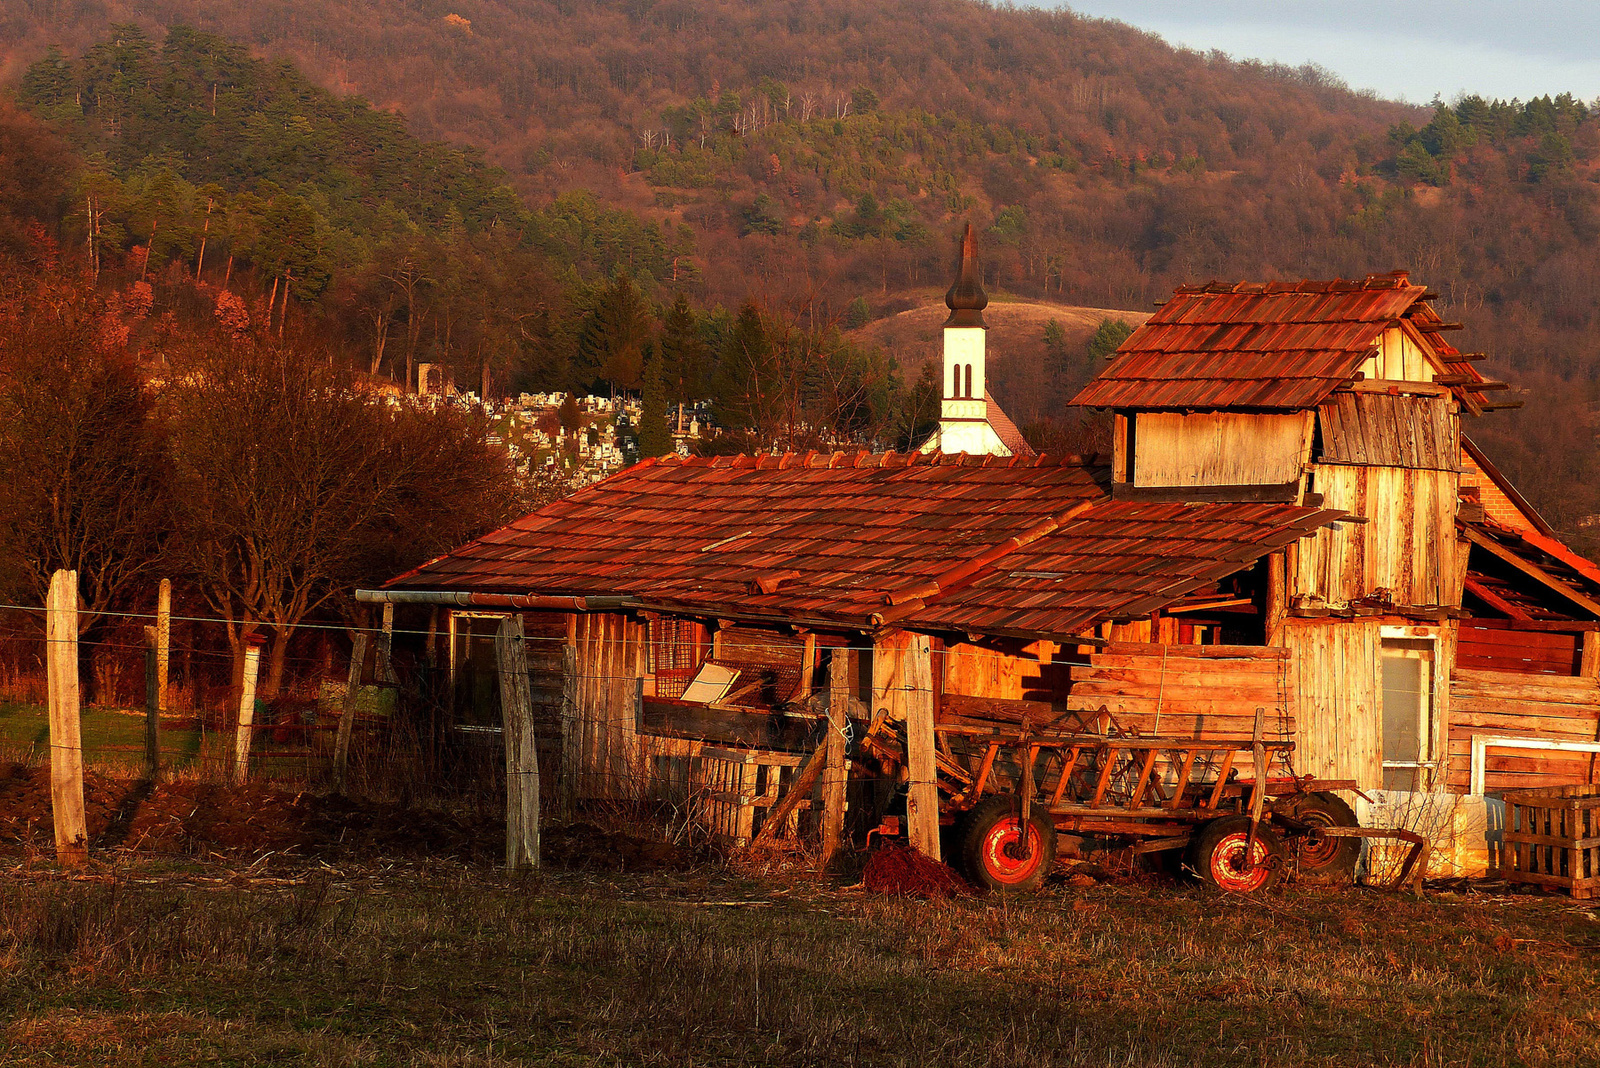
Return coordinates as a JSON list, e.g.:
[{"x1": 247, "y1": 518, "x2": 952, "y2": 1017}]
[{"x1": 1381, "y1": 637, "x2": 1435, "y2": 792}]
